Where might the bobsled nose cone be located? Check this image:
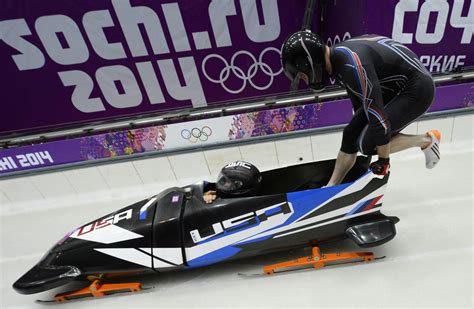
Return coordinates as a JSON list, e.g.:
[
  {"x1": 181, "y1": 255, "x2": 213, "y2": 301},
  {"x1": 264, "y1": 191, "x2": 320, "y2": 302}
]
[{"x1": 13, "y1": 264, "x2": 81, "y2": 295}]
